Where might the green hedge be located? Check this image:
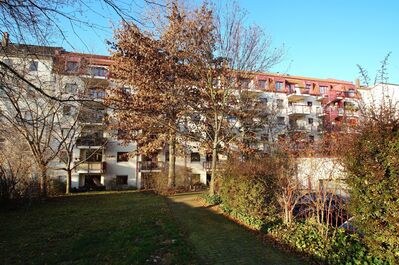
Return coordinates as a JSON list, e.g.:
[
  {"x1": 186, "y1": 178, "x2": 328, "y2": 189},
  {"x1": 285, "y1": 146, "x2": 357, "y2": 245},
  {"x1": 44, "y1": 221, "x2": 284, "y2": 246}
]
[
  {"x1": 270, "y1": 222, "x2": 391, "y2": 265},
  {"x1": 218, "y1": 158, "x2": 280, "y2": 224}
]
